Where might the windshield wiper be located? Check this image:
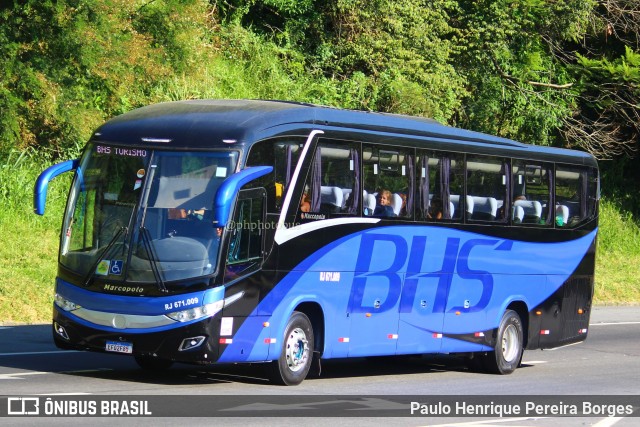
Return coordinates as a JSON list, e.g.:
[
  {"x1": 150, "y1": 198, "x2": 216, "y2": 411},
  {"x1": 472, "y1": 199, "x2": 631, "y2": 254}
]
[
  {"x1": 140, "y1": 226, "x2": 167, "y2": 293},
  {"x1": 83, "y1": 226, "x2": 127, "y2": 287}
]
